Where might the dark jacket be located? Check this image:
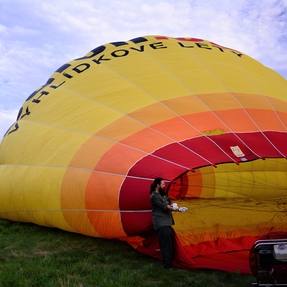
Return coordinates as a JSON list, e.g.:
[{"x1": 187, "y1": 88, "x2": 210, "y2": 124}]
[{"x1": 150, "y1": 191, "x2": 175, "y2": 231}]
